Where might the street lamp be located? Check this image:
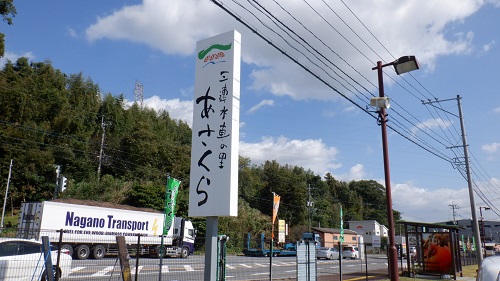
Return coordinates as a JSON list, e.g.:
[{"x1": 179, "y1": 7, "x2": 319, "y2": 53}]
[
  {"x1": 479, "y1": 206, "x2": 491, "y2": 250},
  {"x1": 371, "y1": 56, "x2": 419, "y2": 281}
]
